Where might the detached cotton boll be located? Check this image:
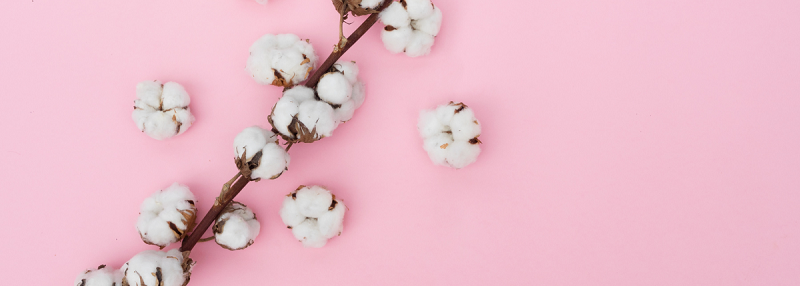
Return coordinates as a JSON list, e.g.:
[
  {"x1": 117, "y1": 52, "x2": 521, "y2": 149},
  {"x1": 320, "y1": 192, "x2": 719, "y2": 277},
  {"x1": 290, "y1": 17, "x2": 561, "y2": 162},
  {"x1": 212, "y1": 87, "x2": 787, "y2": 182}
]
[
  {"x1": 246, "y1": 34, "x2": 318, "y2": 87},
  {"x1": 120, "y1": 249, "x2": 194, "y2": 286},
  {"x1": 280, "y1": 186, "x2": 347, "y2": 248},
  {"x1": 418, "y1": 102, "x2": 482, "y2": 169},
  {"x1": 136, "y1": 183, "x2": 197, "y2": 248},
  {"x1": 132, "y1": 80, "x2": 195, "y2": 140},
  {"x1": 317, "y1": 72, "x2": 352, "y2": 105},
  {"x1": 213, "y1": 201, "x2": 261, "y2": 250},
  {"x1": 233, "y1": 126, "x2": 290, "y2": 180},
  {"x1": 380, "y1": 1, "x2": 410, "y2": 27},
  {"x1": 411, "y1": 5, "x2": 442, "y2": 36},
  {"x1": 74, "y1": 265, "x2": 122, "y2": 286}
]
